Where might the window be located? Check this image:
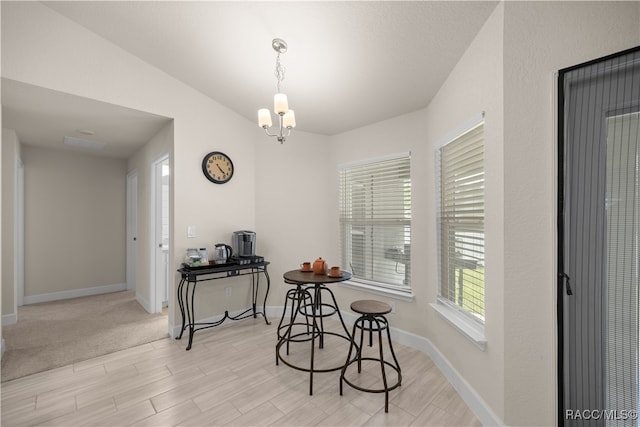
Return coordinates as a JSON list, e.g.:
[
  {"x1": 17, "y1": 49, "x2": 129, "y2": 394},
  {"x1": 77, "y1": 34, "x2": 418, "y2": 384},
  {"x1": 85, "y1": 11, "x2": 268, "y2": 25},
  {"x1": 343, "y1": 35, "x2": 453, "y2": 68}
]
[
  {"x1": 339, "y1": 153, "x2": 411, "y2": 294},
  {"x1": 436, "y1": 121, "x2": 485, "y2": 324}
]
